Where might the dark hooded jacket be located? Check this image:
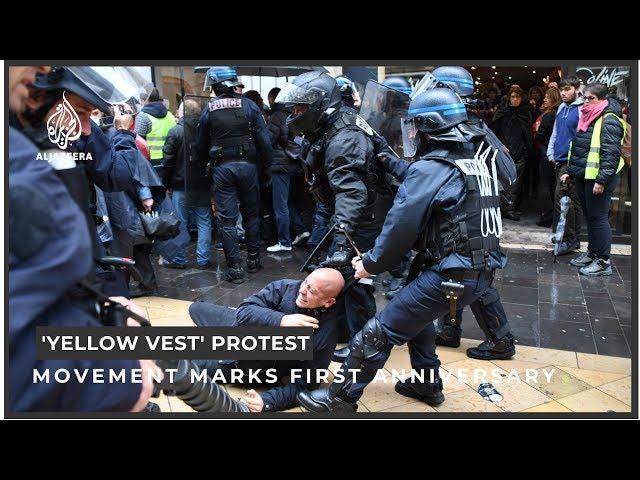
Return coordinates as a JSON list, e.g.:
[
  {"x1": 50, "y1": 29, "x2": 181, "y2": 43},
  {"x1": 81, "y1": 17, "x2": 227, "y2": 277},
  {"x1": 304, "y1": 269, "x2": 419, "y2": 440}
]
[
  {"x1": 267, "y1": 103, "x2": 299, "y2": 174},
  {"x1": 491, "y1": 103, "x2": 534, "y2": 161}
]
